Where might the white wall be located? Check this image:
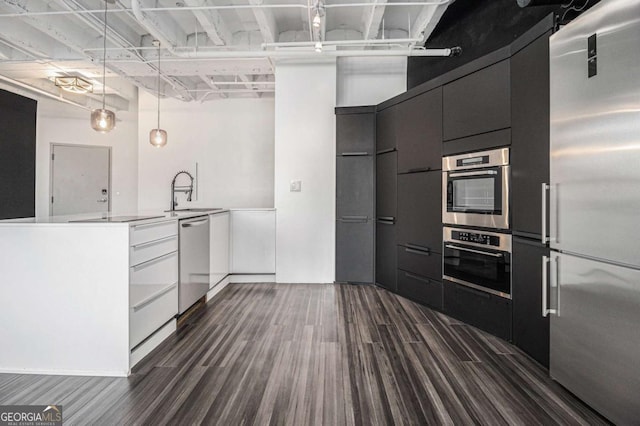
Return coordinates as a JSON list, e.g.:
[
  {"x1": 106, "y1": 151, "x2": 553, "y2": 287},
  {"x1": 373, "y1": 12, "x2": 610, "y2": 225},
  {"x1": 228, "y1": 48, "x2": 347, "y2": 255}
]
[
  {"x1": 336, "y1": 57, "x2": 407, "y2": 106},
  {"x1": 137, "y1": 93, "x2": 275, "y2": 210},
  {"x1": 36, "y1": 99, "x2": 139, "y2": 217},
  {"x1": 274, "y1": 60, "x2": 337, "y2": 283}
]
